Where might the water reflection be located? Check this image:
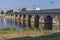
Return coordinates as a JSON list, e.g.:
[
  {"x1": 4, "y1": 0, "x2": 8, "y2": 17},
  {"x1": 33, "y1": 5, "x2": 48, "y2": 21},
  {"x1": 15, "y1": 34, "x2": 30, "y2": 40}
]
[
  {"x1": 23, "y1": 20, "x2": 26, "y2": 28},
  {"x1": 44, "y1": 15, "x2": 52, "y2": 30},
  {"x1": 0, "y1": 18, "x2": 4, "y2": 24},
  {"x1": 30, "y1": 22, "x2": 35, "y2": 28},
  {"x1": 0, "y1": 17, "x2": 58, "y2": 31},
  {"x1": 53, "y1": 16, "x2": 59, "y2": 31},
  {"x1": 39, "y1": 23, "x2": 44, "y2": 30},
  {"x1": 0, "y1": 18, "x2": 24, "y2": 30},
  {"x1": 25, "y1": 21, "x2": 28, "y2": 27}
]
